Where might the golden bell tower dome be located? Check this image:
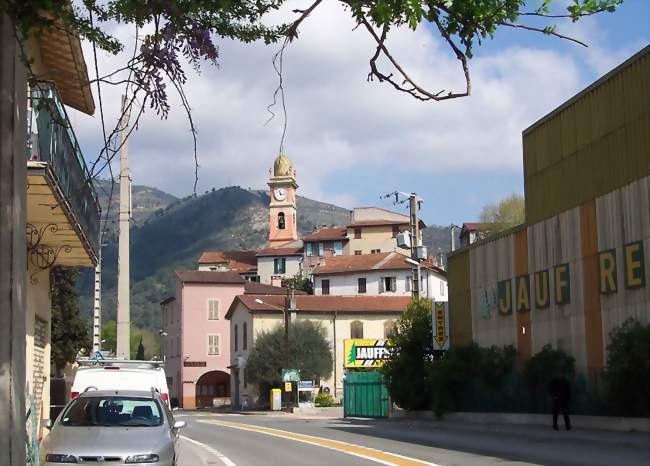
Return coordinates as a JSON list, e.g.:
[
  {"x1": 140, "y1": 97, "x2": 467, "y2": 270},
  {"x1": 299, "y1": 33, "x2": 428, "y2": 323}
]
[{"x1": 273, "y1": 154, "x2": 293, "y2": 177}]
